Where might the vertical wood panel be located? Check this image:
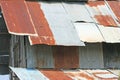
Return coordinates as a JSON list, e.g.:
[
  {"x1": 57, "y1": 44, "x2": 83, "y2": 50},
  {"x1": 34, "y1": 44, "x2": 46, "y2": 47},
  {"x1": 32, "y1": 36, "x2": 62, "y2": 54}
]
[
  {"x1": 36, "y1": 45, "x2": 54, "y2": 68},
  {"x1": 26, "y1": 37, "x2": 37, "y2": 68},
  {"x1": 79, "y1": 43, "x2": 104, "y2": 68},
  {"x1": 19, "y1": 36, "x2": 26, "y2": 67},
  {"x1": 53, "y1": 46, "x2": 79, "y2": 69}
]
